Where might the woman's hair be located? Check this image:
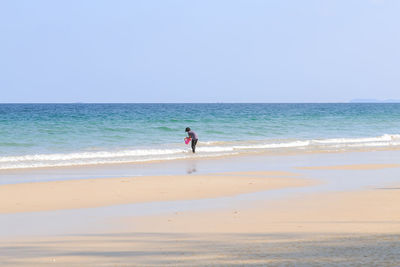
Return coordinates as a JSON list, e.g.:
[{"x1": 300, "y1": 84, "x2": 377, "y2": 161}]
[{"x1": 185, "y1": 127, "x2": 191, "y2": 132}]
